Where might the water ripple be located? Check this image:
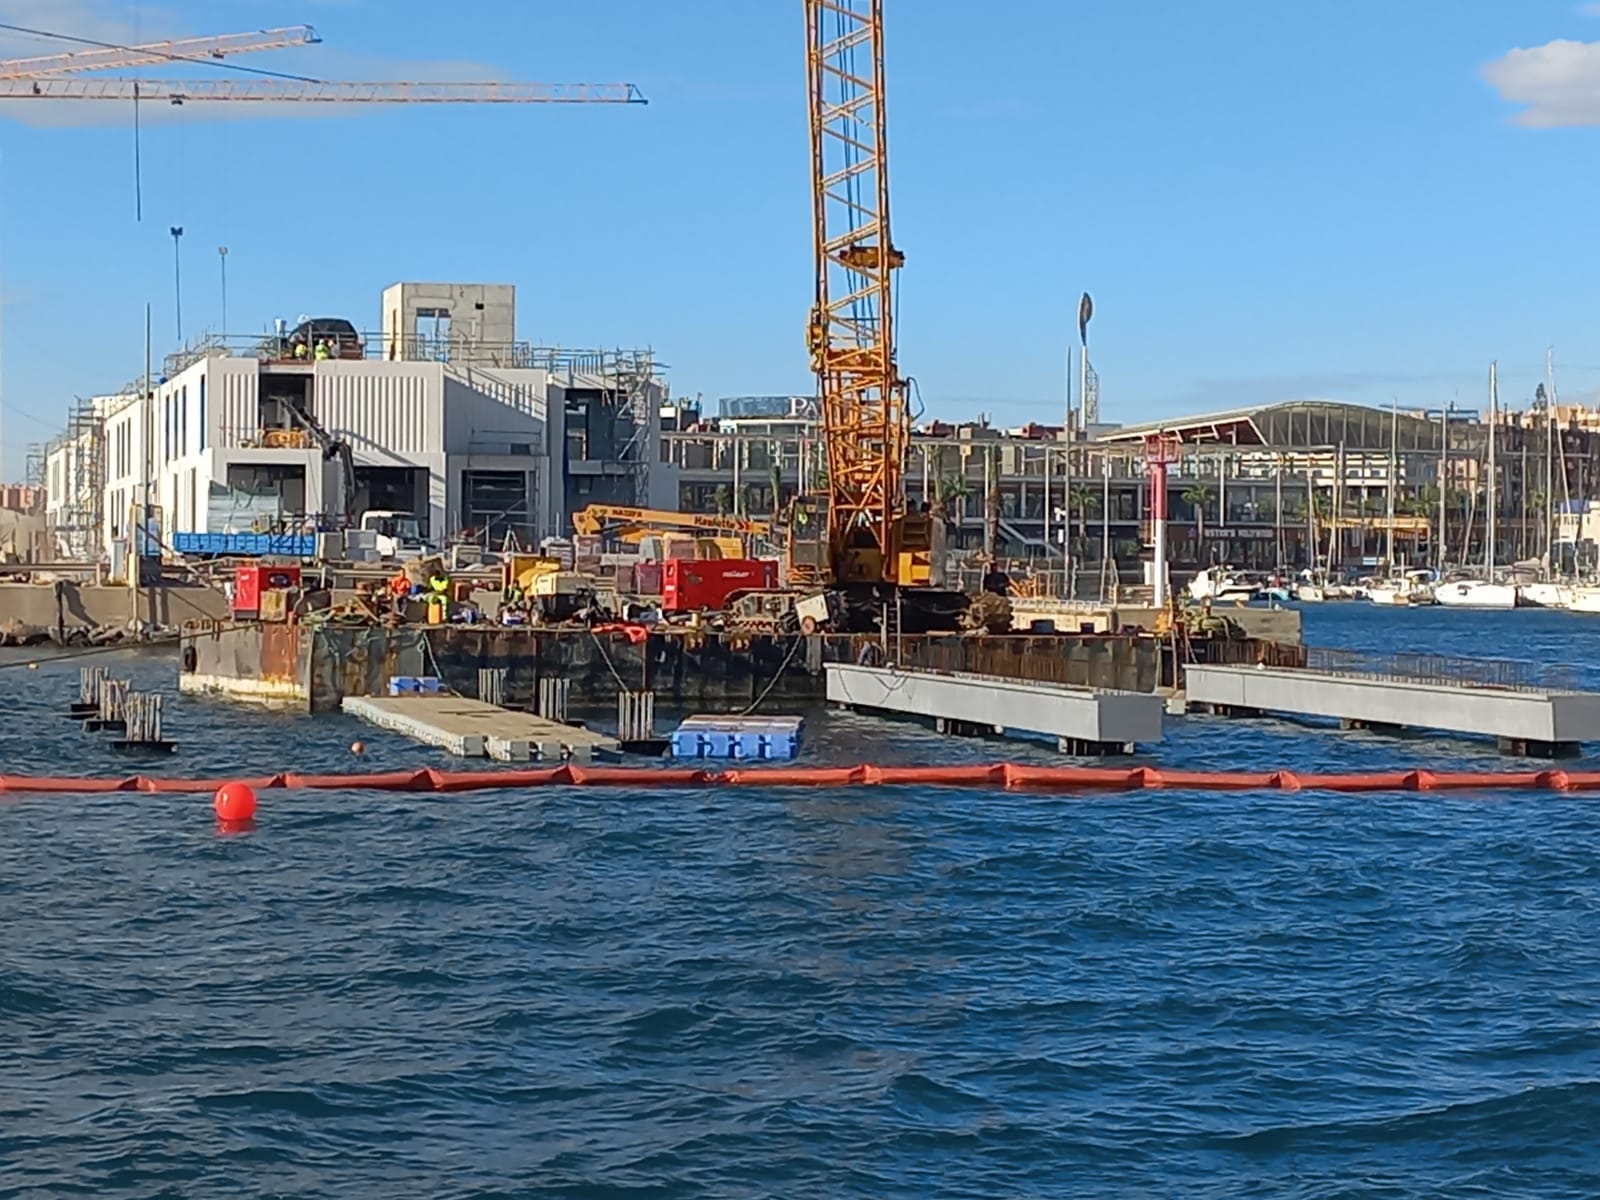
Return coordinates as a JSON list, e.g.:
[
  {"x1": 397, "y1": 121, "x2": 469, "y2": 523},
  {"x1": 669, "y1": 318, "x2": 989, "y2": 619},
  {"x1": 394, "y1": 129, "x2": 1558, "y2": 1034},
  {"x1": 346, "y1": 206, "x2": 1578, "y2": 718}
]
[{"x1": 4, "y1": 609, "x2": 1600, "y2": 1195}]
